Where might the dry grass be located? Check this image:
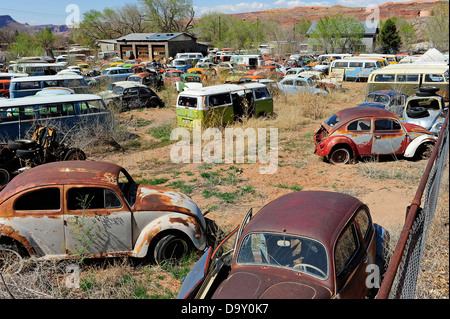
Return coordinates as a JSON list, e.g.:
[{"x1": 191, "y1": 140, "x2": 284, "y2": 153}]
[
  {"x1": 232, "y1": 91, "x2": 333, "y2": 132},
  {"x1": 415, "y1": 164, "x2": 449, "y2": 298},
  {"x1": 0, "y1": 256, "x2": 197, "y2": 299}
]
